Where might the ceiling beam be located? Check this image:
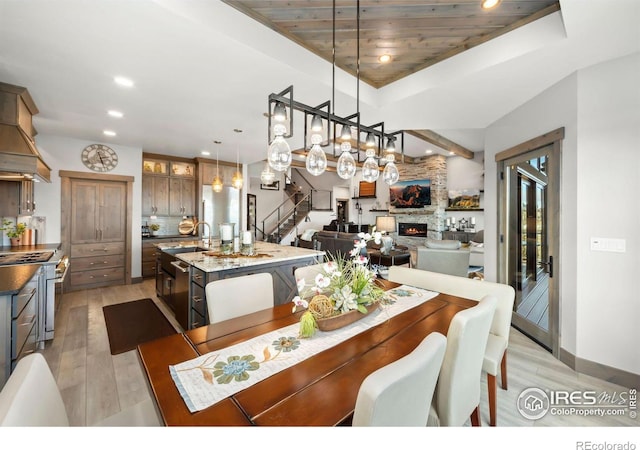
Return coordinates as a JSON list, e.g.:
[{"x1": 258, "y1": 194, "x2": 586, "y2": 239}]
[{"x1": 405, "y1": 129, "x2": 474, "y2": 159}]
